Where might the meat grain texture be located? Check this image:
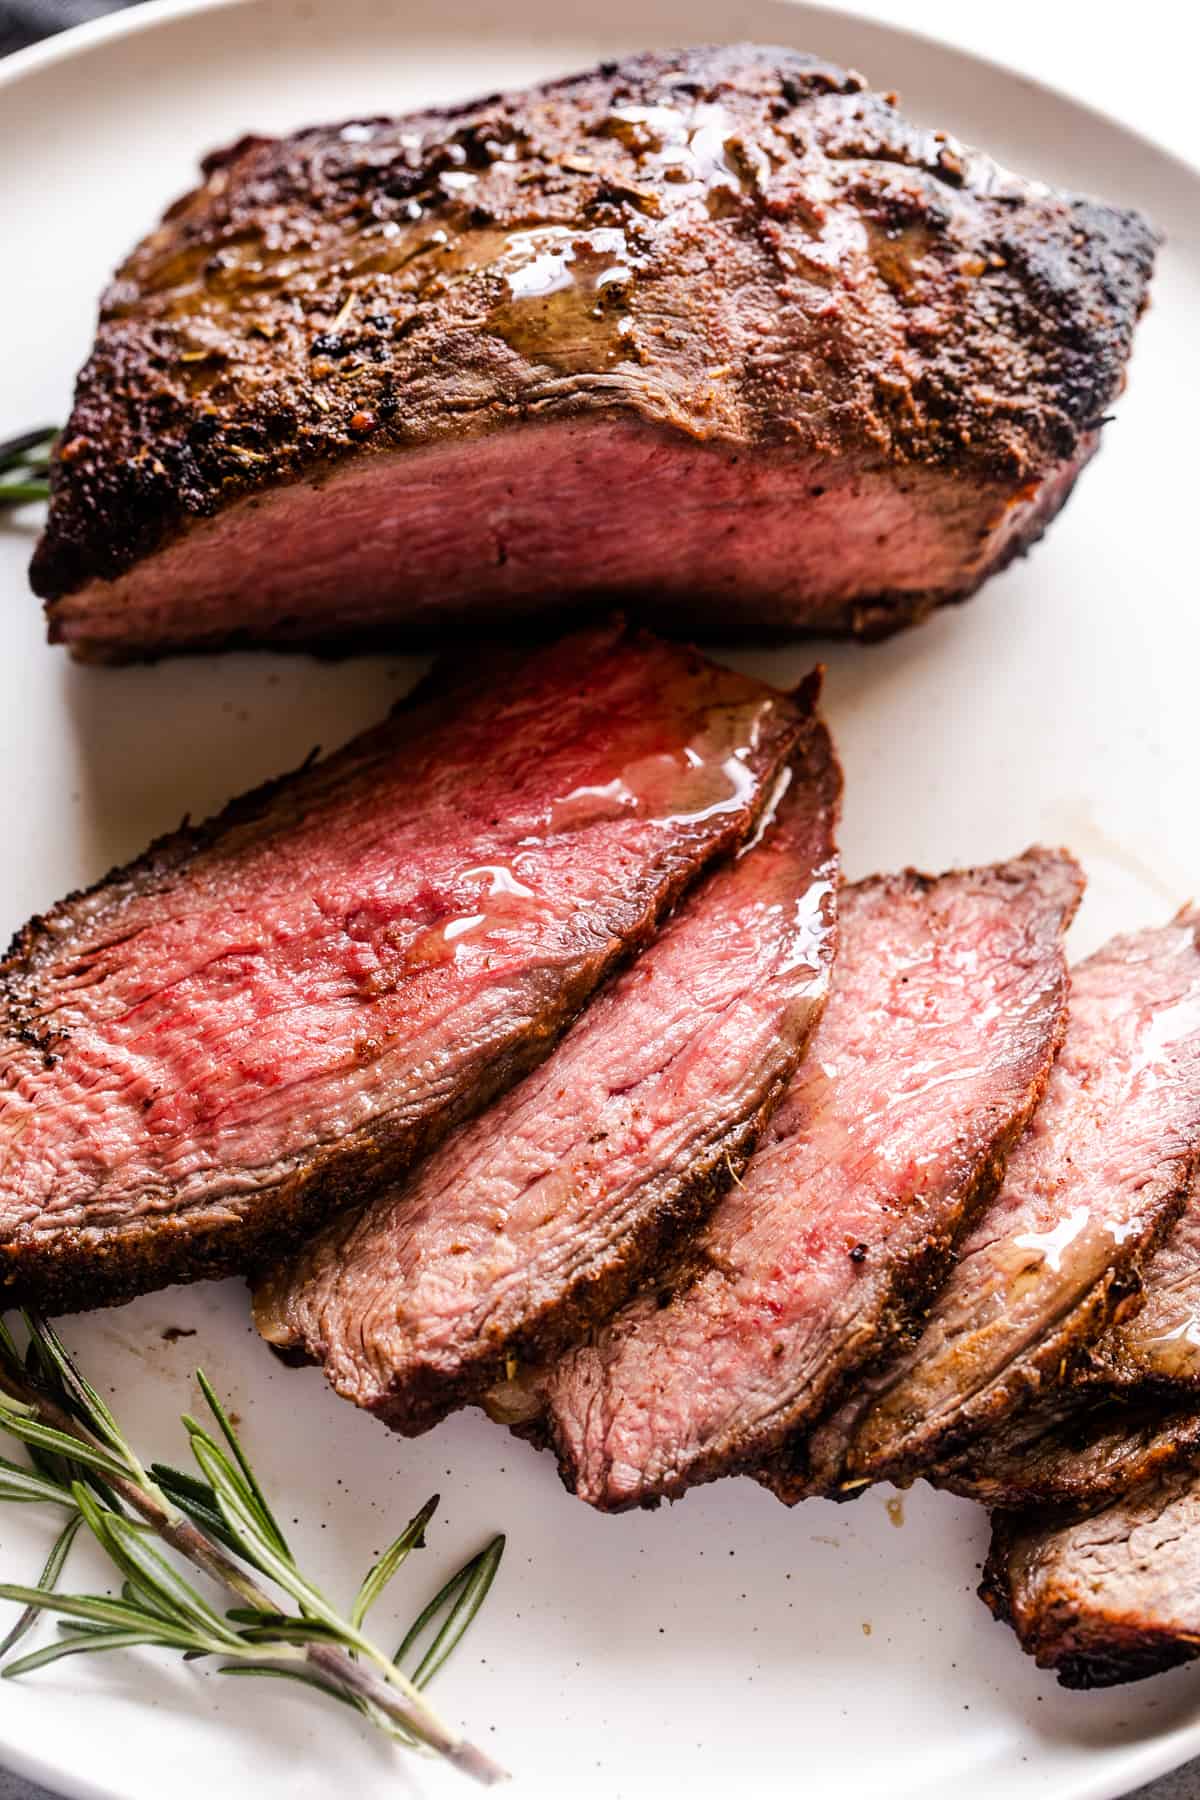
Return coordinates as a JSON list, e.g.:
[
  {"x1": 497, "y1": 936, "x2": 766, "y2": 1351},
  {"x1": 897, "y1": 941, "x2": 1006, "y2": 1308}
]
[
  {"x1": 819, "y1": 909, "x2": 1200, "y2": 1494},
  {"x1": 532, "y1": 849, "x2": 1081, "y2": 1511},
  {"x1": 1082, "y1": 1197, "x2": 1200, "y2": 1392},
  {"x1": 934, "y1": 1388, "x2": 1200, "y2": 1510},
  {"x1": 32, "y1": 45, "x2": 1157, "y2": 660},
  {"x1": 0, "y1": 624, "x2": 805, "y2": 1310},
  {"x1": 254, "y1": 711, "x2": 840, "y2": 1433}
]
